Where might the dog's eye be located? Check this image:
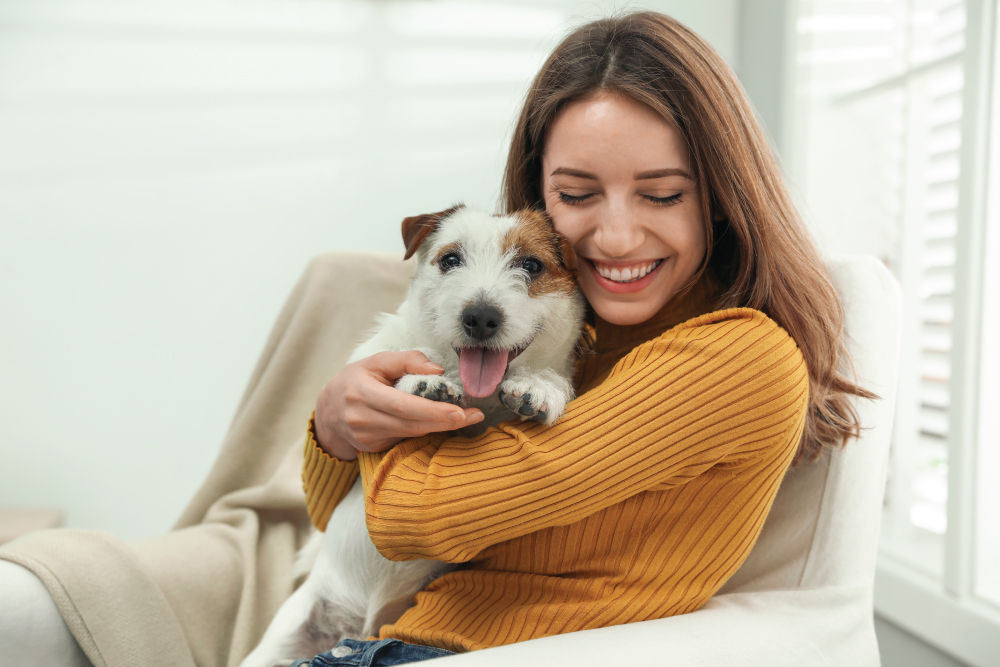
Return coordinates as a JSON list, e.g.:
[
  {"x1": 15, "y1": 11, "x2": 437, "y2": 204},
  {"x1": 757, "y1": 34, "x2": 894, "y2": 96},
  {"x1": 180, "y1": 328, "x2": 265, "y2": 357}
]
[
  {"x1": 438, "y1": 252, "x2": 462, "y2": 272},
  {"x1": 520, "y1": 256, "x2": 544, "y2": 277}
]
